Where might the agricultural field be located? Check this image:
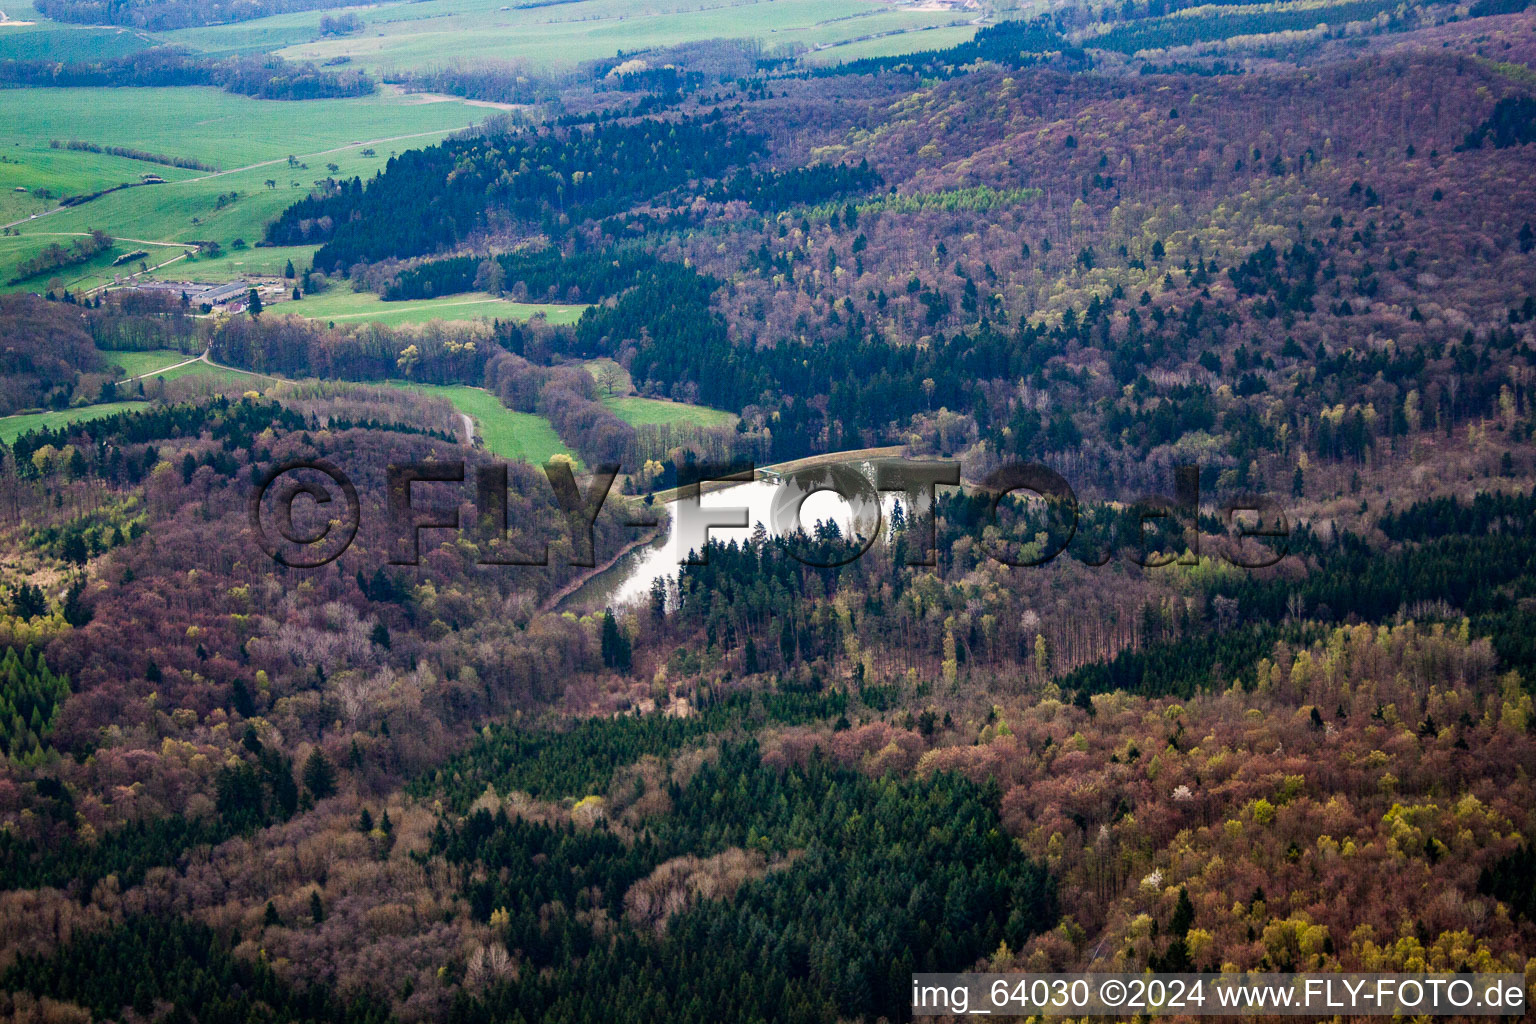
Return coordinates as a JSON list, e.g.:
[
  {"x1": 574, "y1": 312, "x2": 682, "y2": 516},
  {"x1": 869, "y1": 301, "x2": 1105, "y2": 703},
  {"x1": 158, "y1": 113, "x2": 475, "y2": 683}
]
[
  {"x1": 2, "y1": 87, "x2": 489, "y2": 169},
  {"x1": 150, "y1": 358, "x2": 280, "y2": 387},
  {"x1": 278, "y1": 289, "x2": 588, "y2": 326},
  {"x1": 0, "y1": 233, "x2": 196, "y2": 294},
  {"x1": 603, "y1": 395, "x2": 736, "y2": 429},
  {"x1": 0, "y1": 87, "x2": 492, "y2": 292},
  {"x1": 0, "y1": 22, "x2": 151, "y2": 61},
  {"x1": 0, "y1": 147, "x2": 202, "y2": 225},
  {"x1": 0, "y1": 357, "x2": 277, "y2": 443},
  {"x1": 99, "y1": 348, "x2": 196, "y2": 379},
  {"x1": 390, "y1": 381, "x2": 575, "y2": 464},
  {"x1": 585, "y1": 359, "x2": 735, "y2": 428},
  {"x1": 155, "y1": 0, "x2": 982, "y2": 73},
  {"x1": 0, "y1": 399, "x2": 145, "y2": 444},
  {"x1": 799, "y1": 22, "x2": 979, "y2": 64}
]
